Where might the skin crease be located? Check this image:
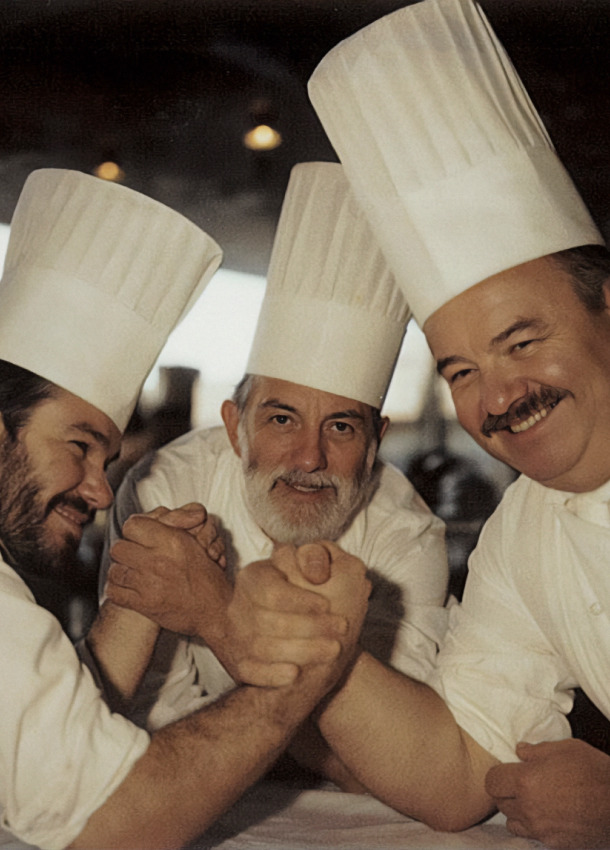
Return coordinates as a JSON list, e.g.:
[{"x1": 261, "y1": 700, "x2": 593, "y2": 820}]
[
  {"x1": 0, "y1": 387, "x2": 120, "y2": 560},
  {"x1": 424, "y1": 256, "x2": 610, "y2": 493}
]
